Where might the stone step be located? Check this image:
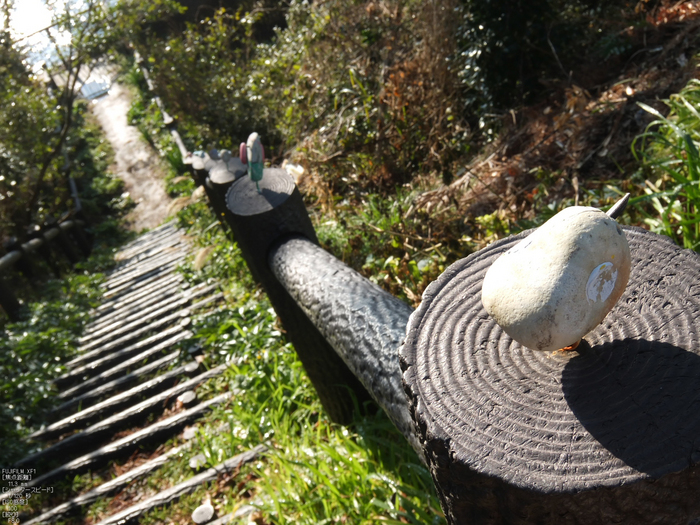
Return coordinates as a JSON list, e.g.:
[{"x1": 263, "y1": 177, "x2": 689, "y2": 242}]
[
  {"x1": 16, "y1": 367, "x2": 227, "y2": 468},
  {"x1": 93, "y1": 445, "x2": 266, "y2": 525},
  {"x1": 8, "y1": 392, "x2": 232, "y2": 490}
]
